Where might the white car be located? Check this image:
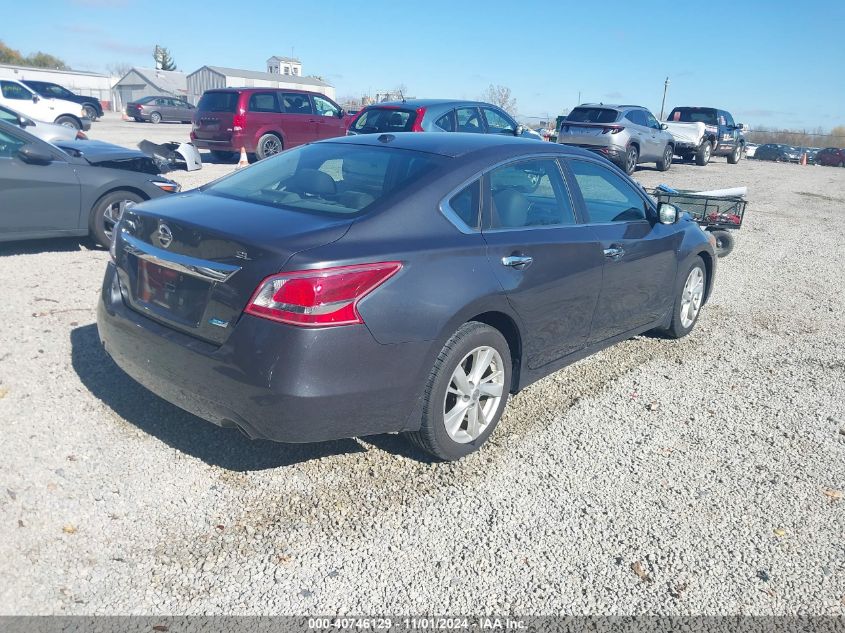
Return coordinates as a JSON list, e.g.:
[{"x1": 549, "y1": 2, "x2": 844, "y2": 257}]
[
  {"x1": 0, "y1": 104, "x2": 87, "y2": 143},
  {"x1": 745, "y1": 143, "x2": 759, "y2": 158},
  {"x1": 0, "y1": 79, "x2": 87, "y2": 130}
]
